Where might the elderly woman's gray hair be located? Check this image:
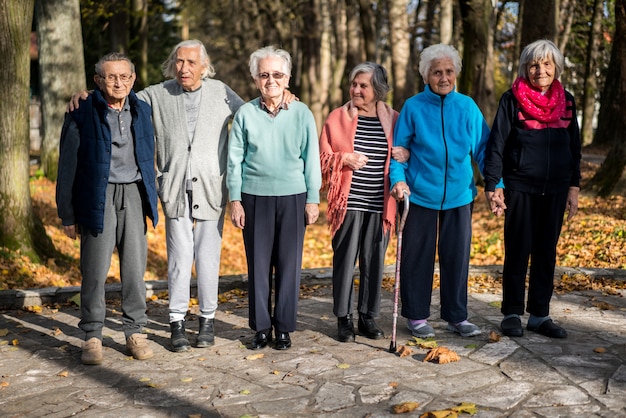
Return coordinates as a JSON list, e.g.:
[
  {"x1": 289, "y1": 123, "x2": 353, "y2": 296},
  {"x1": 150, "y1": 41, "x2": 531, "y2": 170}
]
[
  {"x1": 349, "y1": 62, "x2": 391, "y2": 102},
  {"x1": 249, "y1": 46, "x2": 292, "y2": 78},
  {"x1": 161, "y1": 39, "x2": 216, "y2": 79},
  {"x1": 517, "y1": 39, "x2": 564, "y2": 80},
  {"x1": 95, "y1": 52, "x2": 135, "y2": 76},
  {"x1": 418, "y1": 44, "x2": 462, "y2": 83}
]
